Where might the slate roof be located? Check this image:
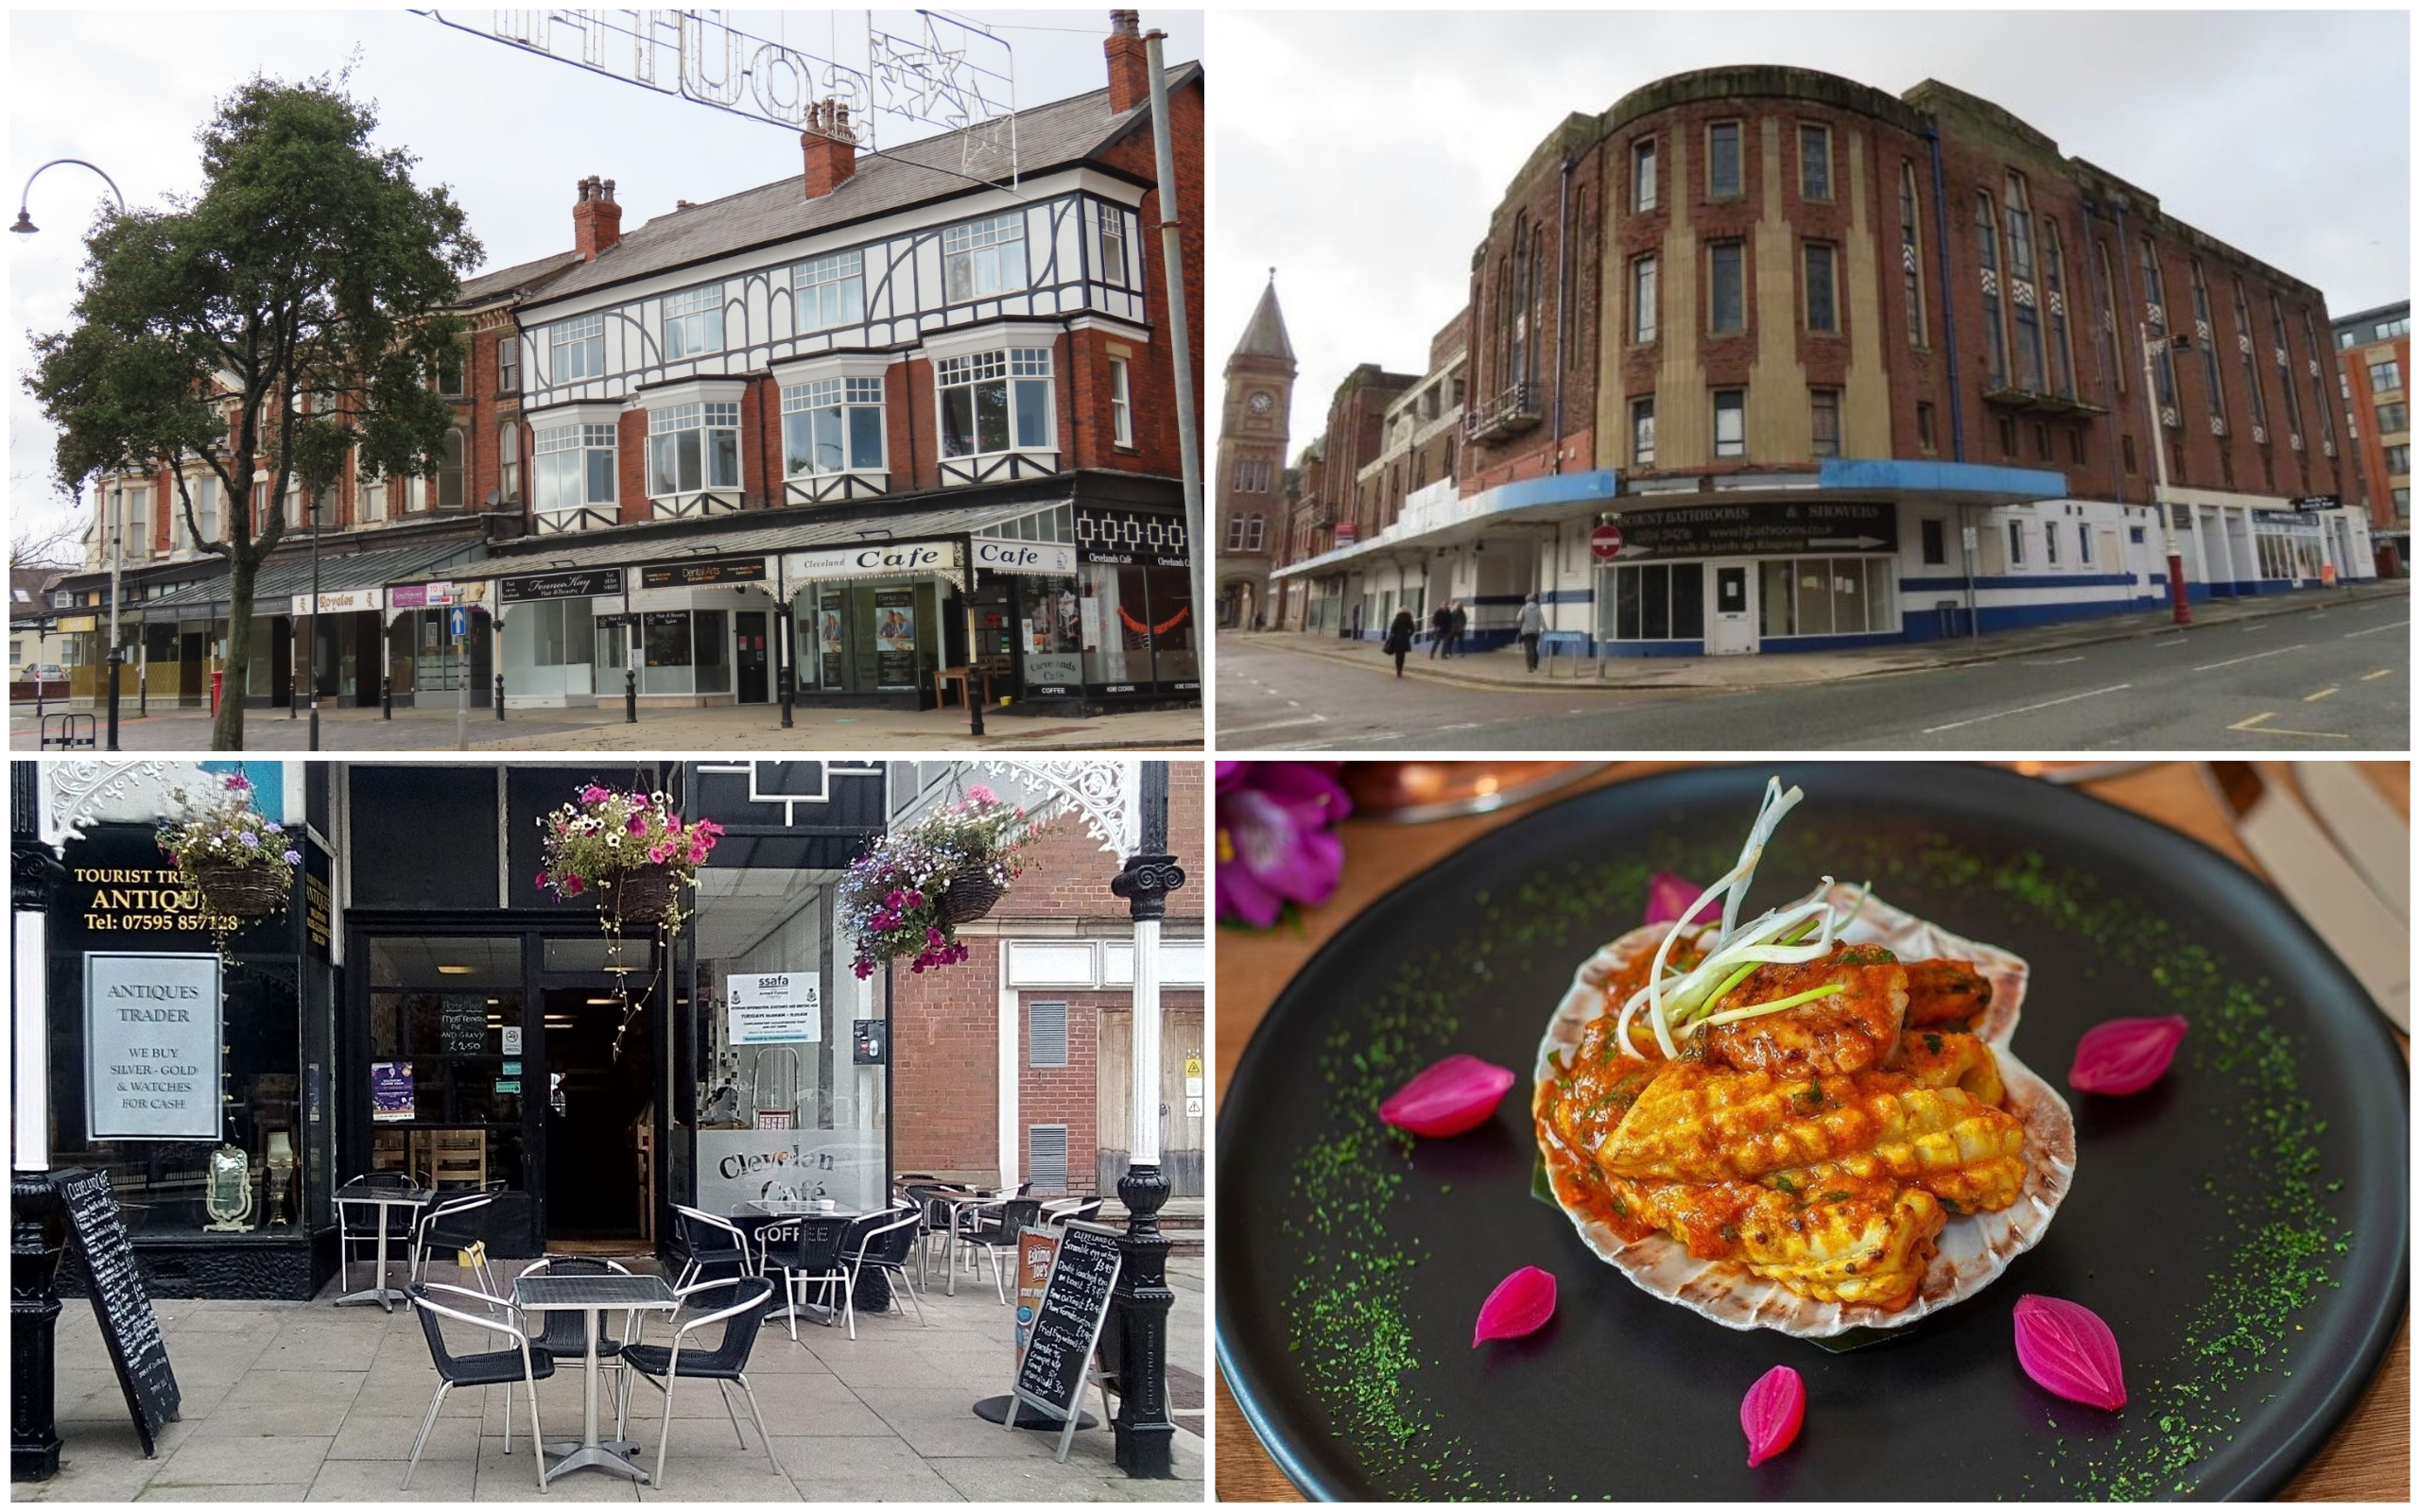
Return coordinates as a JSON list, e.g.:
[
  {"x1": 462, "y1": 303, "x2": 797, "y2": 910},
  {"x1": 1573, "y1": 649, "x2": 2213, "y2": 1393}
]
[
  {"x1": 137, "y1": 536, "x2": 491, "y2": 615},
  {"x1": 1231, "y1": 275, "x2": 1294, "y2": 365},
  {"x1": 457, "y1": 250, "x2": 584, "y2": 306},
  {"x1": 518, "y1": 61, "x2": 1203, "y2": 310}
]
